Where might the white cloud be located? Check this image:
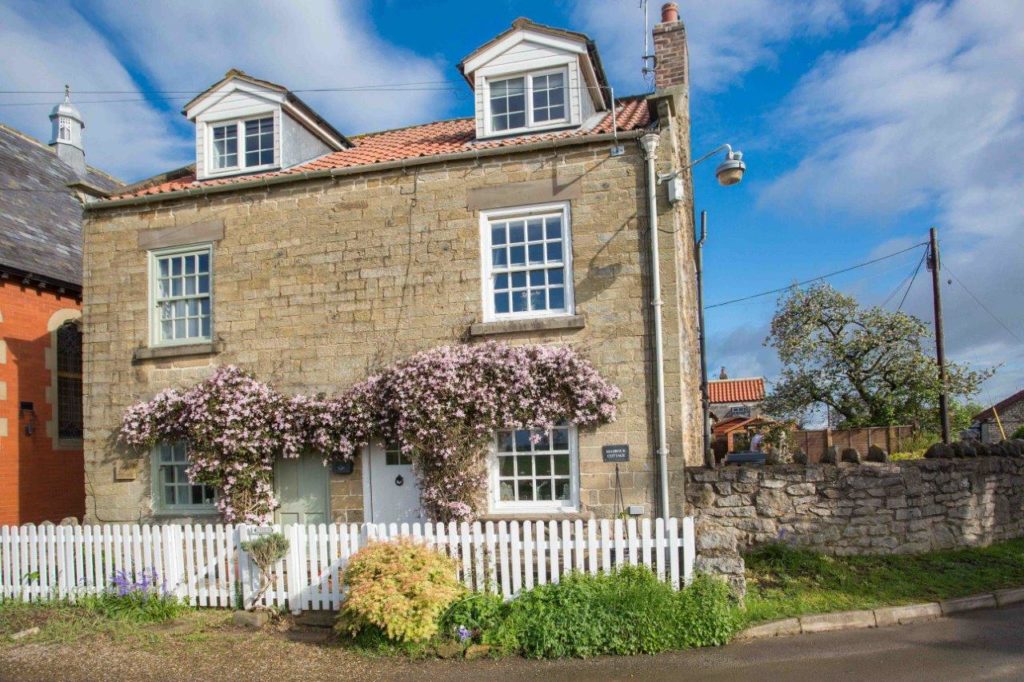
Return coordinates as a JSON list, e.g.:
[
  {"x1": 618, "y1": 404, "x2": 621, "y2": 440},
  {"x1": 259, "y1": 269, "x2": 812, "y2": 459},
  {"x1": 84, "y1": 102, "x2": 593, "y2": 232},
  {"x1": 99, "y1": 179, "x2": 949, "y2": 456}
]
[
  {"x1": 0, "y1": 0, "x2": 451, "y2": 181},
  {"x1": 573, "y1": 0, "x2": 896, "y2": 92},
  {"x1": 760, "y1": 0, "x2": 1024, "y2": 402},
  {"x1": 0, "y1": 2, "x2": 190, "y2": 181},
  {"x1": 90, "y1": 0, "x2": 450, "y2": 135}
]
